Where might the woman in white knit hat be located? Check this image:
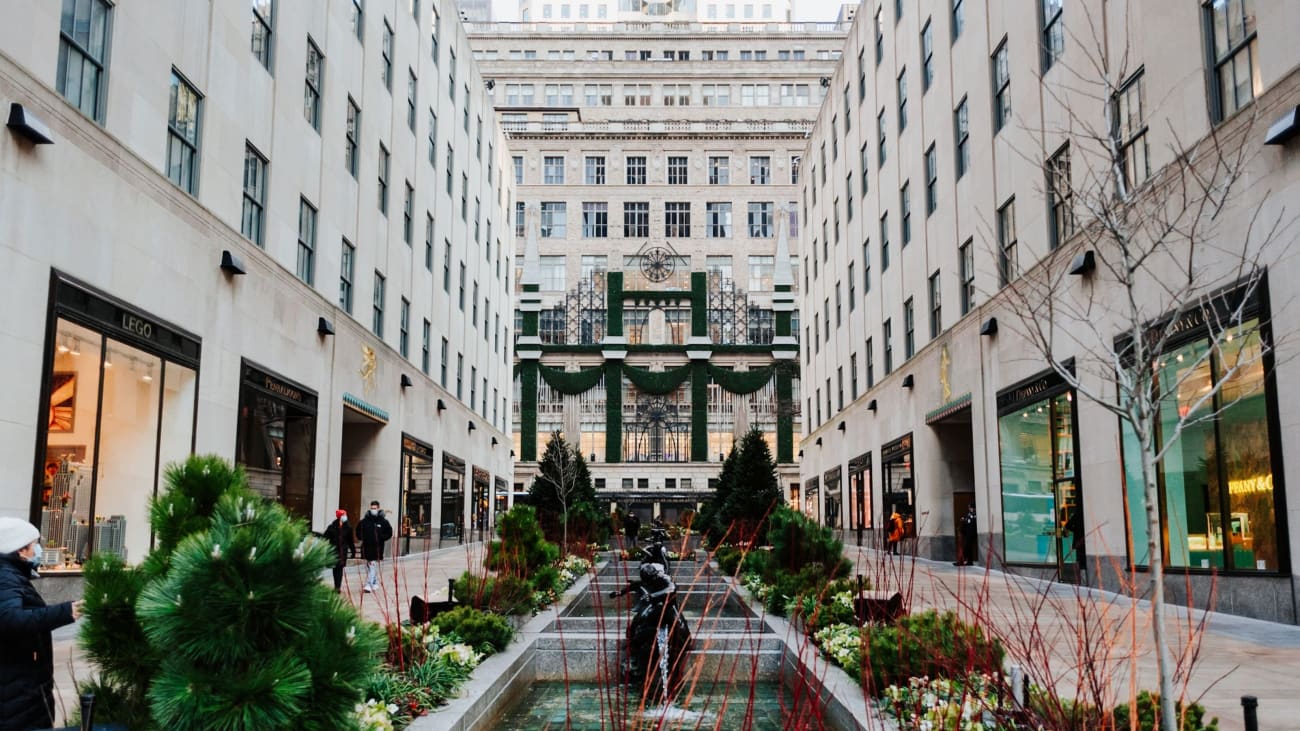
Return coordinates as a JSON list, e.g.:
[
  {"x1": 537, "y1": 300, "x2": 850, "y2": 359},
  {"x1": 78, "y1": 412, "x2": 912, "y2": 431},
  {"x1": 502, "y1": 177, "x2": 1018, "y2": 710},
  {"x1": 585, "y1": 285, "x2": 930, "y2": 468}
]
[{"x1": 0, "y1": 516, "x2": 83, "y2": 731}]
